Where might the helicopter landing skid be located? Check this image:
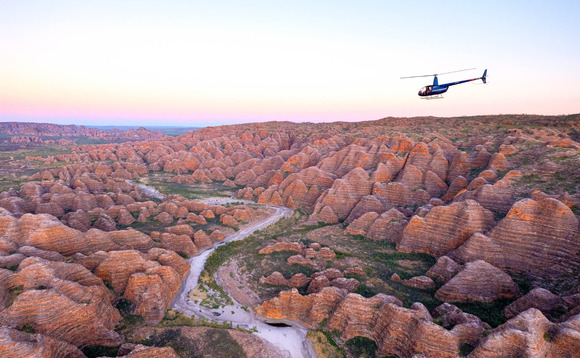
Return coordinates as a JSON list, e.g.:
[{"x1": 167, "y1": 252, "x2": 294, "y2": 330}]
[{"x1": 421, "y1": 95, "x2": 444, "y2": 100}]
